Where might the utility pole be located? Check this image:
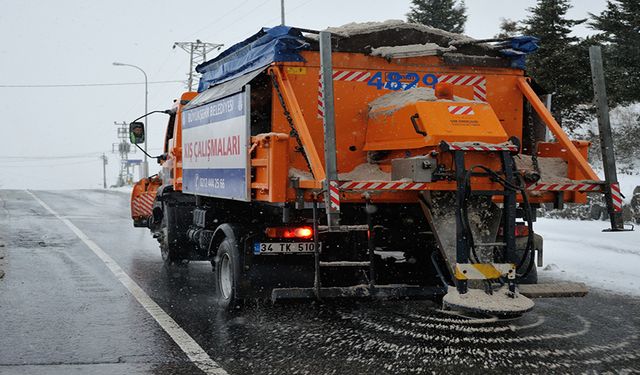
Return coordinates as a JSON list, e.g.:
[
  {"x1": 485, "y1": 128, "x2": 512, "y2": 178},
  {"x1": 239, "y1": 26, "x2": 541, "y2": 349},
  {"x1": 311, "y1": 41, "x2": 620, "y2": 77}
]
[
  {"x1": 100, "y1": 153, "x2": 108, "y2": 189},
  {"x1": 112, "y1": 121, "x2": 136, "y2": 186},
  {"x1": 173, "y1": 40, "x2": 224, "y2": 91},
  {"x1": 281, "y1": 0, "x2": 285, "y2": 25},
  {"x1": 589, "y1": 46, "x2": 629, "y2": 232}
]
